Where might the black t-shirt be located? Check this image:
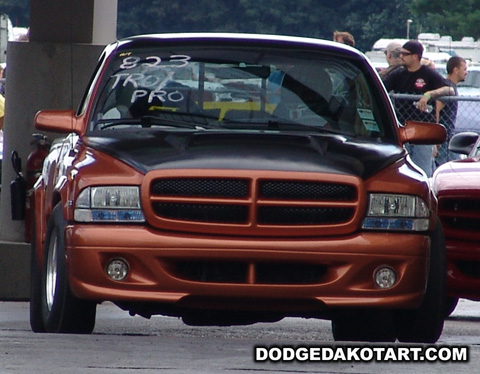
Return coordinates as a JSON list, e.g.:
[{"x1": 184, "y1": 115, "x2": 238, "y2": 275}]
[
  {"x1": 439, "y1": 79, "x2": 458, "y2": 140},
  {"x1": 384, "y1": 65, "x2": 447, "y2": 123},
  {"x1": 384, "y1": 65, "x2": 446, "y2": 94}
]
